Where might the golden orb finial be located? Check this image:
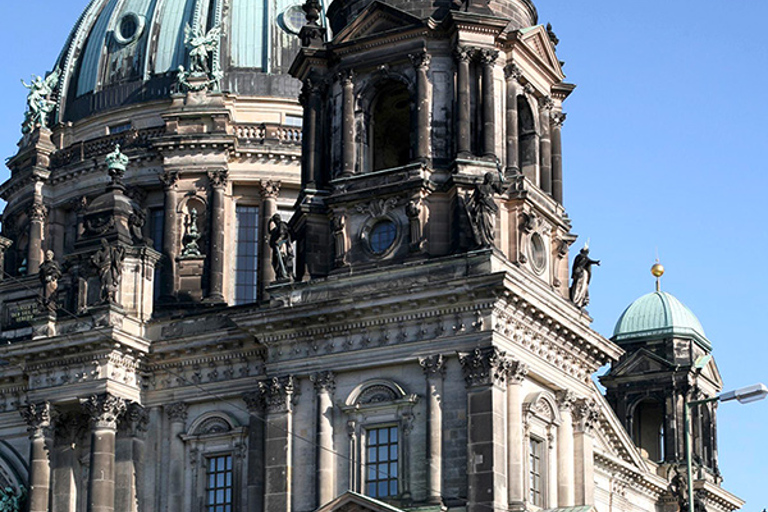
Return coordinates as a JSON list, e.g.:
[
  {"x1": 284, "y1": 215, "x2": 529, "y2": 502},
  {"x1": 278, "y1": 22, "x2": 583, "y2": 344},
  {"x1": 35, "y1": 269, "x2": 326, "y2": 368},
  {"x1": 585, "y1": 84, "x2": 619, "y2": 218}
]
[{"x1": 651, "y1": 261, "x2": 664, "y2": 291}]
